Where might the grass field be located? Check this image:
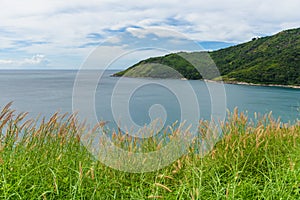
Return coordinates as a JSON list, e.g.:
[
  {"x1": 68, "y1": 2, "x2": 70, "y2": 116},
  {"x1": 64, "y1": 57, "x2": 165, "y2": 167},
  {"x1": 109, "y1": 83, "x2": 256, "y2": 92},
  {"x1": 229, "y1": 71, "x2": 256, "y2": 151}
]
[{"x1": 1, "y1": 103, "x2": 300, "y2": 199}]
